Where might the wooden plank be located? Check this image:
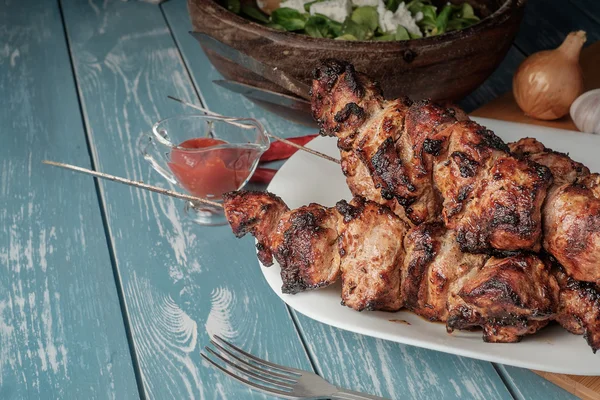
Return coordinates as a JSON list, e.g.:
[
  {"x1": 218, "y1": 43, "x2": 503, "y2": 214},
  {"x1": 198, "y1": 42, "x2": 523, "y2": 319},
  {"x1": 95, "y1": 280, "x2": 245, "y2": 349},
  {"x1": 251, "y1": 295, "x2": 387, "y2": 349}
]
[
  {"x1": 163, "y1": 0, "x2": 520, "y2": 398},
  {"x1": 294, "y1": 313, "x2": 516, "y2": 399},
  {"x1": 499, "y1": 366, "x2": 579, "y2": 400},
  {"x1": 0, "y1": 0, "x2": 139, "y2": 398},
  {"x1": 59, "y1": 0, "x2": 315, "y2": 398},
  {"x1": 571, "y1": 0, "x2": 600, "y2": 24},
  {"x1": 533, "y1": 371, "x2": 600, "y2": 400},
  {"x1": 513, "y1": 0, "x2": 600, "y2": 56}
]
